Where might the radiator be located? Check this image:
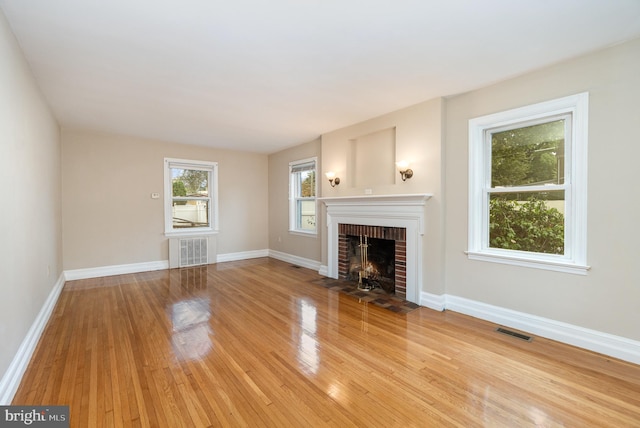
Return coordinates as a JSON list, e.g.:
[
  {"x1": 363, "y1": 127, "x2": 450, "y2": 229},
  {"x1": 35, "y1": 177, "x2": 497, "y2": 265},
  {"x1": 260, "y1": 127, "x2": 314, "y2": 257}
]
[{"x1": 169, "y1": 237, "x2": 209, "y2": 268}]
